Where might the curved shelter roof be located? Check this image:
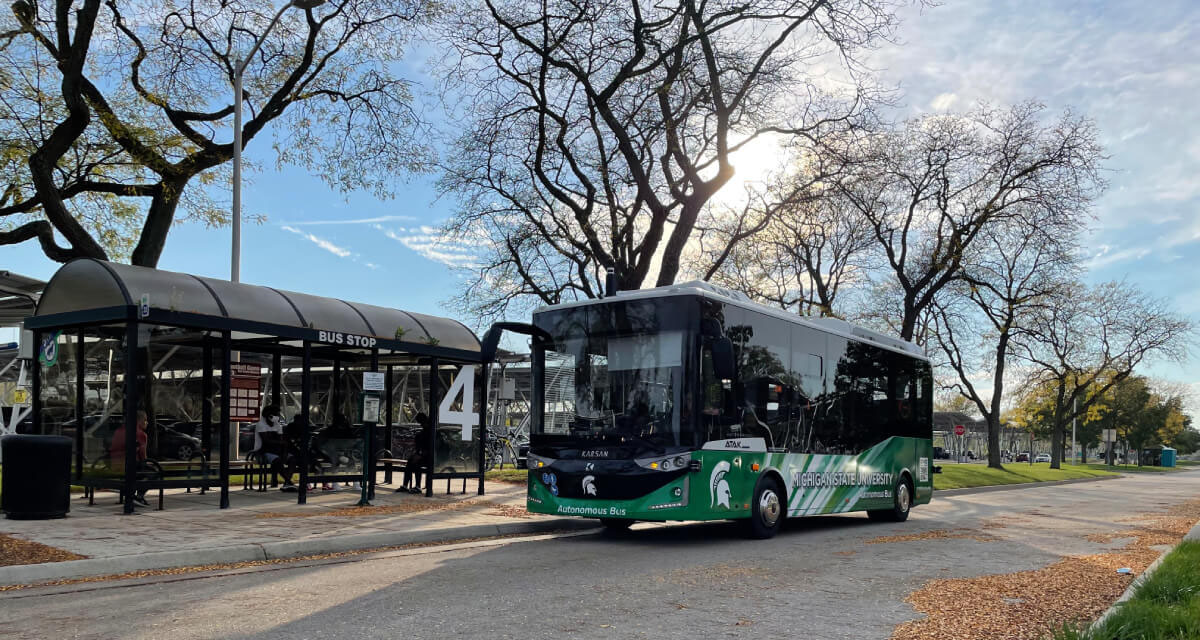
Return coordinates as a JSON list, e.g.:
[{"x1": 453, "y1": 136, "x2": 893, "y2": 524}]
[{"x1": 30, "y1": 259, "x2": 480, "y2": 358}]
